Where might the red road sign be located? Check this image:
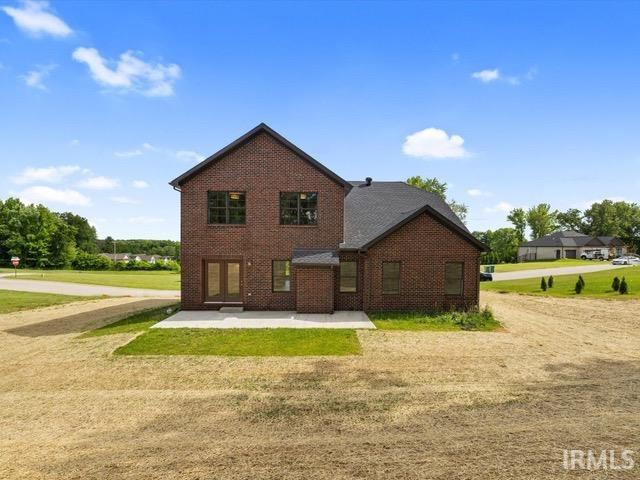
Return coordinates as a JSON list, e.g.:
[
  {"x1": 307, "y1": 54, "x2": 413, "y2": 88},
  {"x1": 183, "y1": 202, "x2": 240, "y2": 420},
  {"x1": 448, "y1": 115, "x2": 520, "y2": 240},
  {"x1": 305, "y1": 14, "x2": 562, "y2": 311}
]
[{"x1": 11, "y1": 256, "x2": 19, "y2": 267}]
